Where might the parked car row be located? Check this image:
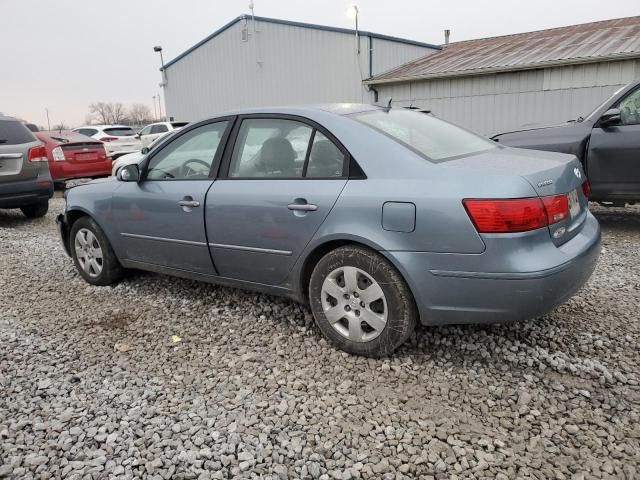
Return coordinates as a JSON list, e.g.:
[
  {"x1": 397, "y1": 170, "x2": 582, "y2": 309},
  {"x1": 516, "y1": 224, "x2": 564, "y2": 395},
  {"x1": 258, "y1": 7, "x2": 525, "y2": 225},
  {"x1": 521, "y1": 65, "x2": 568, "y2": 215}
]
[
  {"x1": 72, "y1": 121, "x2": 189, "y2": 160},
  {"x1": 0, "y1": 118, "x2": 188, "y2": 217},
  {"x1": 7, "y1": 84, "x2": 638, "y2": 356}
]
